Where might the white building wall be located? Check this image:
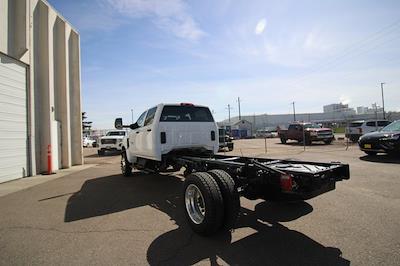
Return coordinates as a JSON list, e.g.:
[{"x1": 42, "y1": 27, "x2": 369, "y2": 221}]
[{"x1": 0, "y1": 0, "x2": 82, "y2": 179}]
